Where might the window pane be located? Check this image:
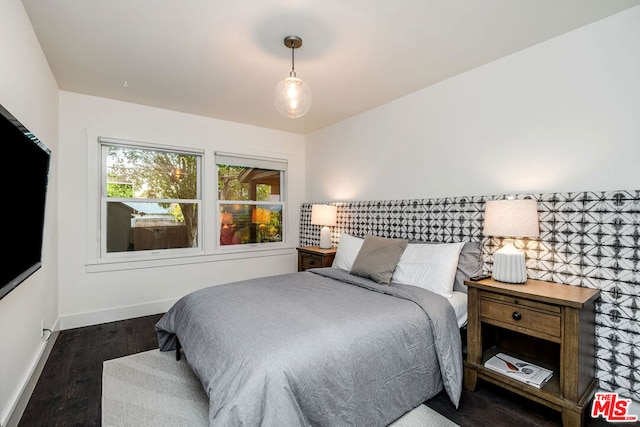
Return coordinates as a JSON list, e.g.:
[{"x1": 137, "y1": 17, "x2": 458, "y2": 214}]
[
  {"x1": 219, "y1": 204, "x2": 282, "y2": 245},
  {"x1": 107, "y1": 146, "x2": 198, "y2": 200},
  {"x1": 218, "y1": 165, "x2": 281, "y2": 202},
  {"x1": 106, "y1": 201, "x2": 198, "y2": 252}
]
